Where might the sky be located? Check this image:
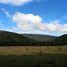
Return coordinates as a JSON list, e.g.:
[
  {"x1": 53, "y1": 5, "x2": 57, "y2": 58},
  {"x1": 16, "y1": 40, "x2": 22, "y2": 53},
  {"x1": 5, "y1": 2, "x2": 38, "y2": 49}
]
[{"x1": 0, "y1": 0, "x2": 67, "y2": 36}]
